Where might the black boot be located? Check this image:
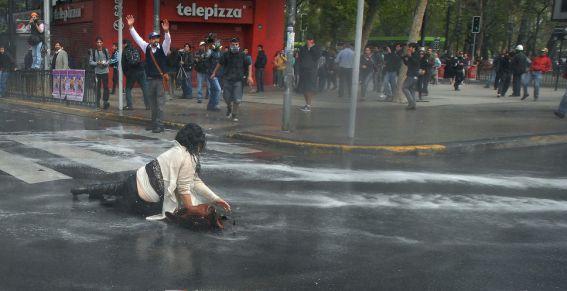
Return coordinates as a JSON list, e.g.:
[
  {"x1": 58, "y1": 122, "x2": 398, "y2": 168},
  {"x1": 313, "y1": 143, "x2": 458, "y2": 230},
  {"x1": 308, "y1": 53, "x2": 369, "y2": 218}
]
[{"x1": 71, "y1": 182, "x2": 122, "y2": 199}]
